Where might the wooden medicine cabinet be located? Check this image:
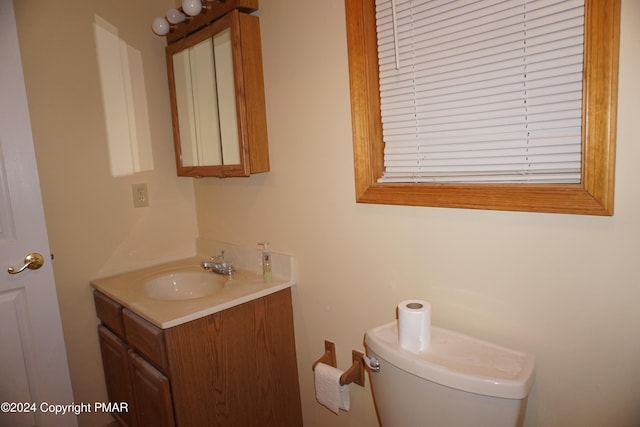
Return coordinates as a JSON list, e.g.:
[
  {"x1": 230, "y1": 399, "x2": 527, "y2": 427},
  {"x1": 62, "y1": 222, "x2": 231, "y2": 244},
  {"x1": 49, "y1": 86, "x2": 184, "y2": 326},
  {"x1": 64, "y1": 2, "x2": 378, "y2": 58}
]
[{"x1": 165, "y1": 5, "x2": 269, "y2": 177}]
